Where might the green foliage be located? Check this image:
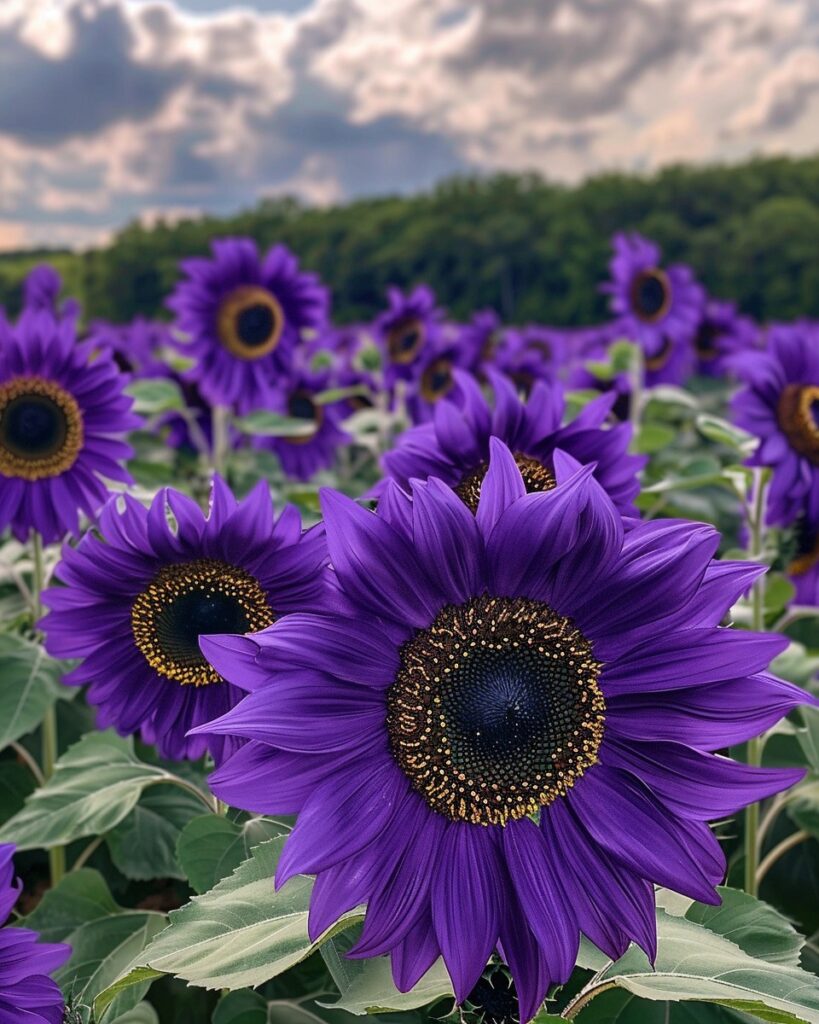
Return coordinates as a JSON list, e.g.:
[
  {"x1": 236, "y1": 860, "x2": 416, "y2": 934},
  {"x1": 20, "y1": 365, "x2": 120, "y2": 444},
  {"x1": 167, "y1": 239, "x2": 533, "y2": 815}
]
[
  {"x1": 0, "y1": 632, "x2": 69, "y2": 750},
  {"x1": 8, "y1": 156, "x2": 819, "y2": 325},
  {"x1": 95, "y1": 835, "x2": 360, "y2": 1012},
  {"x1": 563, "y1": 891, "x2": 819, "y2": 1022},
  {"x1": 0, "y1": 731, "x2": 211, "y2": 850}
]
